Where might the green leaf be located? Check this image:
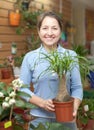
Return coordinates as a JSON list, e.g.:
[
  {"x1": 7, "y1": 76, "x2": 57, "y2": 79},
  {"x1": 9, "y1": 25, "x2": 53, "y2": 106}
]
[
  {"x1": 17, "y1": 91, "x2": 31, "y2": 98},
  {"x1": 15, "y1": 100, "x2": 26, "y2": 108}
]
